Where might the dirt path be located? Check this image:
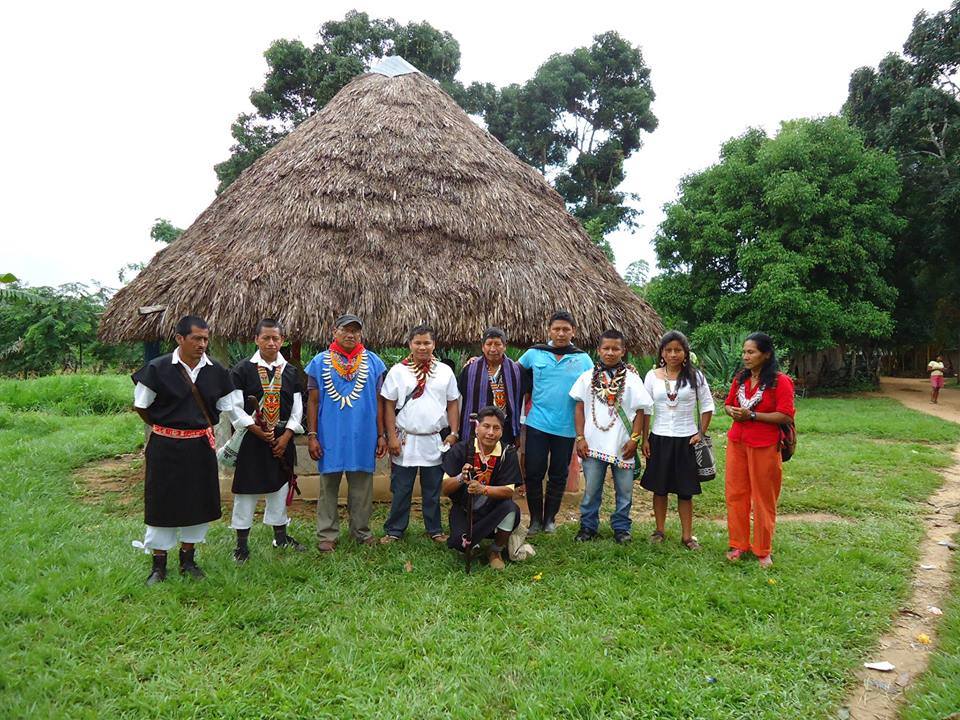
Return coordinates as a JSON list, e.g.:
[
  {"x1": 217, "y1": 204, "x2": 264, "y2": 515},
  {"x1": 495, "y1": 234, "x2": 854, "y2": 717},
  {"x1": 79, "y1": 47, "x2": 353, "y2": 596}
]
[{"x1": 844, "y1": 378, "x2": 960, "y2": 720}]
